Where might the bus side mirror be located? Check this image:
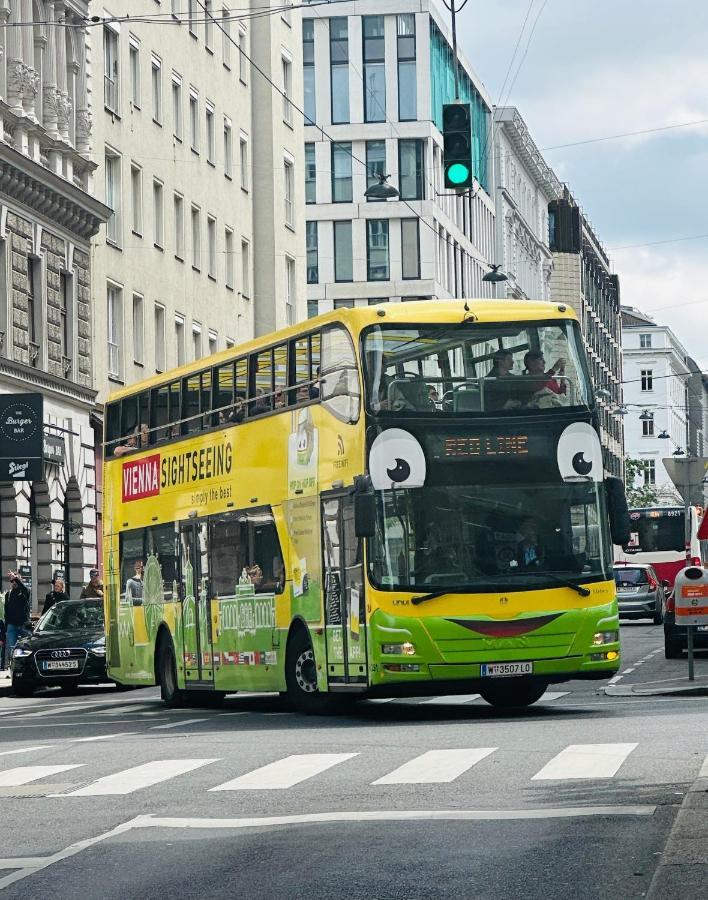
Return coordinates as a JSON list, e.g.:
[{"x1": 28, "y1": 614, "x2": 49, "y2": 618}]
[
  {"x1": 605, "y1": 476, "x2": 631, "y2": 546},
  {"x1": 354, "y1": 475, "x2": 376, "y2": 539}
]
